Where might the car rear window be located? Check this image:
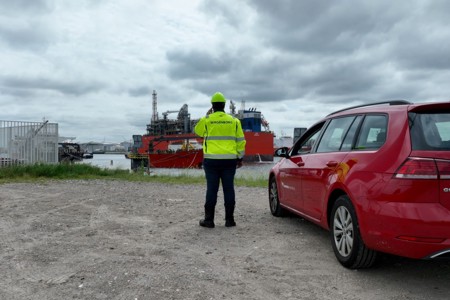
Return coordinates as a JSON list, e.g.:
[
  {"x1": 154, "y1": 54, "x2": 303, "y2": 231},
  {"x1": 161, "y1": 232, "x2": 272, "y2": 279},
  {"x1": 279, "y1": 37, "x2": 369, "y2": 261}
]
[
  {"x1": 355, "y1": 114, "x2": 388, "y2": 150},
  {"x1": 410, "y1": 112, "x2": 450, "y2": 150}
]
